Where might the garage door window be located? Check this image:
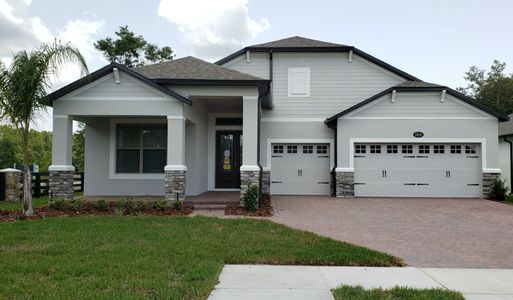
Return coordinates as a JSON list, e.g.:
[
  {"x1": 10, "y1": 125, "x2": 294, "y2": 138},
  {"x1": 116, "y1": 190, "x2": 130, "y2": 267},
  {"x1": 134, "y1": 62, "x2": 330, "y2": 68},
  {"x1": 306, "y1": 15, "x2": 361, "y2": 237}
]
[
  {"x1": 303, "y1": 145, "x2": 313, "y2": 154},
  {"x1": 465, "y1": 145, "x2": 477, "y2": 154},
  {"x1": 402, "y1": 145, "x2": 413, "y2": 154},
  {"x1": 419, "y1": 145, "x2": 430, "y2": 154},
  {"x1": 370, "y1": 145, "x2": 381, "y2": 153},
  {"x1": 317, "y1": 145, "x2": 328, "y2": 154},
  {"x1": 287, "y1": 145, "x2": 298, "y2": 153},
  {"x1": 387, "y1": 145, "x2": 398, "y2": 153},
  {"x1": 355, "y1": 145, "x2": 366, "y2": 154},
  {"x1": 434, "y1": 145, "x2": 445, "y2": 154},
  {"x1": 273, "y1": 145, "x2": 284, "y2": 154},
  {"x1": 450, "y1": 145, "x2": 462, "y2": 154}
]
